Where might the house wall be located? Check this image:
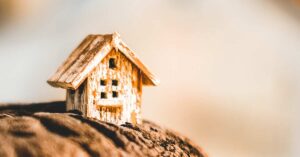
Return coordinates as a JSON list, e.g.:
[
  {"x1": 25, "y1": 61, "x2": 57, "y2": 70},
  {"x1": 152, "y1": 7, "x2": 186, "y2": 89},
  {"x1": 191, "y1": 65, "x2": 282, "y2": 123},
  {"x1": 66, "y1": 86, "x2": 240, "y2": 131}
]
[
  {"x1": 66, "y1": 81, "x2": 87, "y2": 115},
  {"x1": 86, "y1": 49, "x2": 142, "y2": 125}
]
